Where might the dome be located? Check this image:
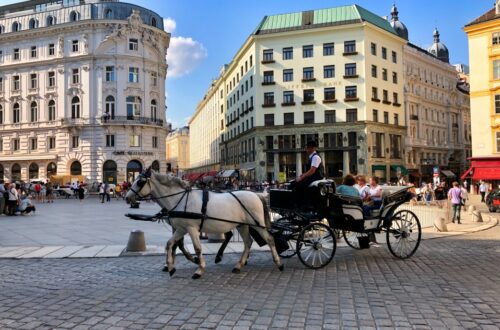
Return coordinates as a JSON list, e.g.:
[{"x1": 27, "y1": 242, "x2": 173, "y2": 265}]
[
  {"x1": 390, "y1": 4, "x2": 408, "y2": 40},
  {"x1": 427, "y1": 28, "x2": 449, "y2": 63}
]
